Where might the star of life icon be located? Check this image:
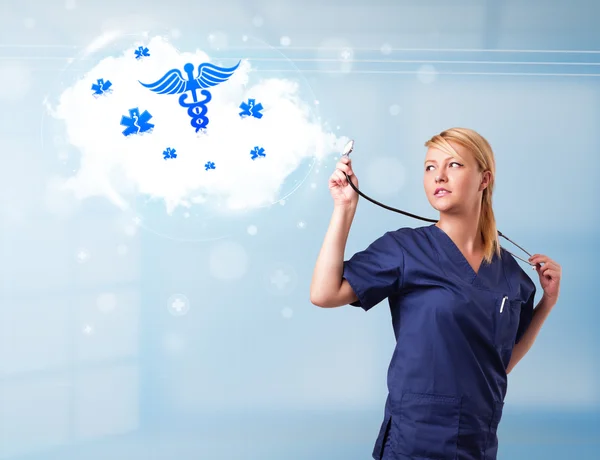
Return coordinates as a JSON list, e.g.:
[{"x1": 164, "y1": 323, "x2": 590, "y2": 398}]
[
  {"x1": 120, "y1": 107, "x2": 154, "y2": 136},
  {"x1": 91, "y1": 78, "x2": 112, "y2": 97}
]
